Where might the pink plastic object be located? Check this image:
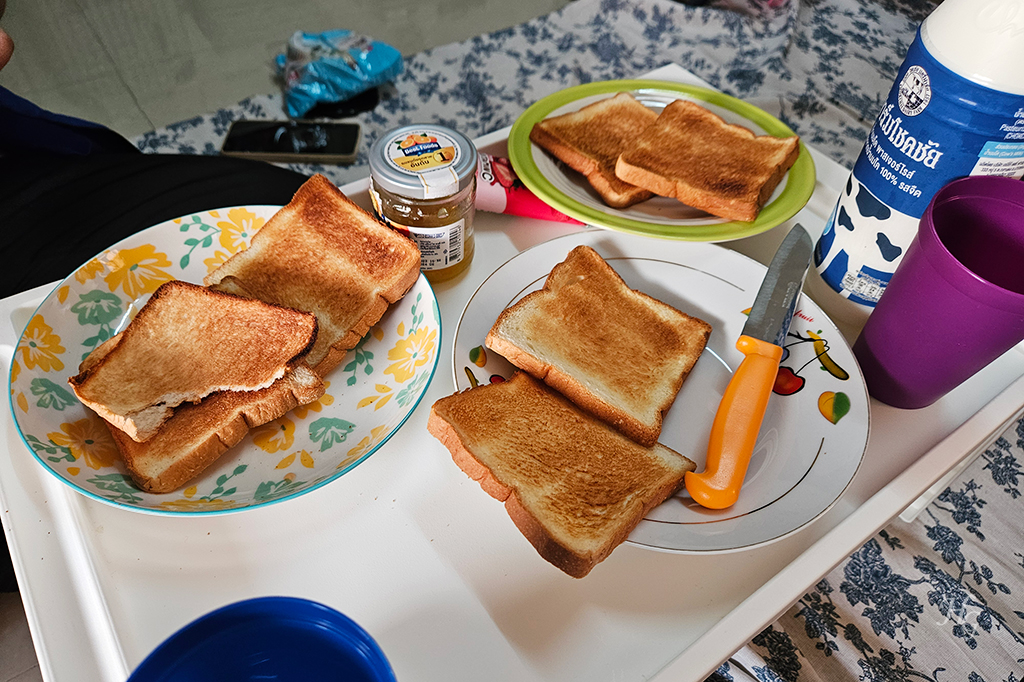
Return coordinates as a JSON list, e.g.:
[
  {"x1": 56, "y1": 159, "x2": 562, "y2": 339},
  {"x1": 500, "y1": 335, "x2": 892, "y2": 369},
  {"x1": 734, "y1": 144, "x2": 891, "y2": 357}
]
[
  {"x1": 476, "y1": 153, "x2": 583, "y2": 225},
  {"x1": 853, "y1": 176, "x2": 1024, "y2": 409}
]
